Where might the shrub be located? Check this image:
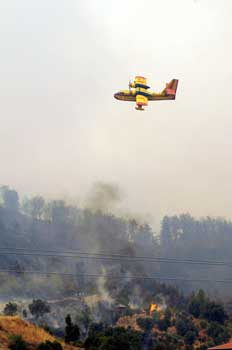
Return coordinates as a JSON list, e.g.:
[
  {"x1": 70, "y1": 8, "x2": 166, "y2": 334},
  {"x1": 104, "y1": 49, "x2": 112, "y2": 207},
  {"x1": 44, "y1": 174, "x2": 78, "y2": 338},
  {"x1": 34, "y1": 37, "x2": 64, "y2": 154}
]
[
  {"x1": 176, "y1": 315, "x2": 198, "y2": 337},
  {"x1": 28, "y1": 299, "x2": 50, "y2": 319},
  {"x1": 136, "y1": 317, "x2": 154, "y2": 332},
  {"x1": 157, "y1": 318, "x2": 170, "y2": 332},
  {"x1": 8, "y1": 335, "x2": 27, "y2": 350},
  {"x1": 207, "y1": 322, "x2": 230, "y2": 345},
  {"x1": 184, "y1": 330, "x2": 197, "y2": 345},
  {"x1": 37, "y1": 340, "x2": 62, "y2": 350},
  {"x1": 203, "y1": 302, "x2": 228, "y2": 324},
  {"x1": 4, "y1": 302, "x2": 18, "y2": 316},
  {"x1": 200, "y1": 320, "x2": 208, "y2": 329}
]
